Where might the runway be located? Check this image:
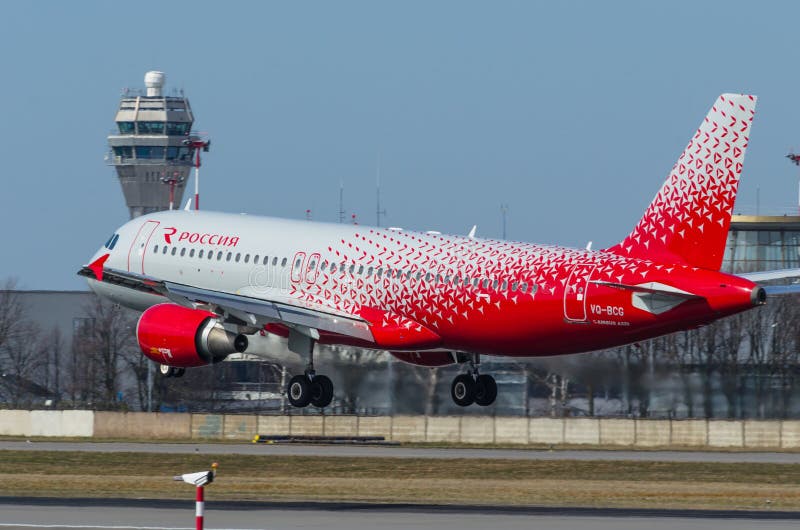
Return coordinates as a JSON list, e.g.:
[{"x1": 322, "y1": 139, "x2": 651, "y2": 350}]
[
  {"x1": 1, "y1": 440, "x2": 799, "y2": 463},
  {"x1": 1, "y1": 498, "x2": 799, "y2": 530}
]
